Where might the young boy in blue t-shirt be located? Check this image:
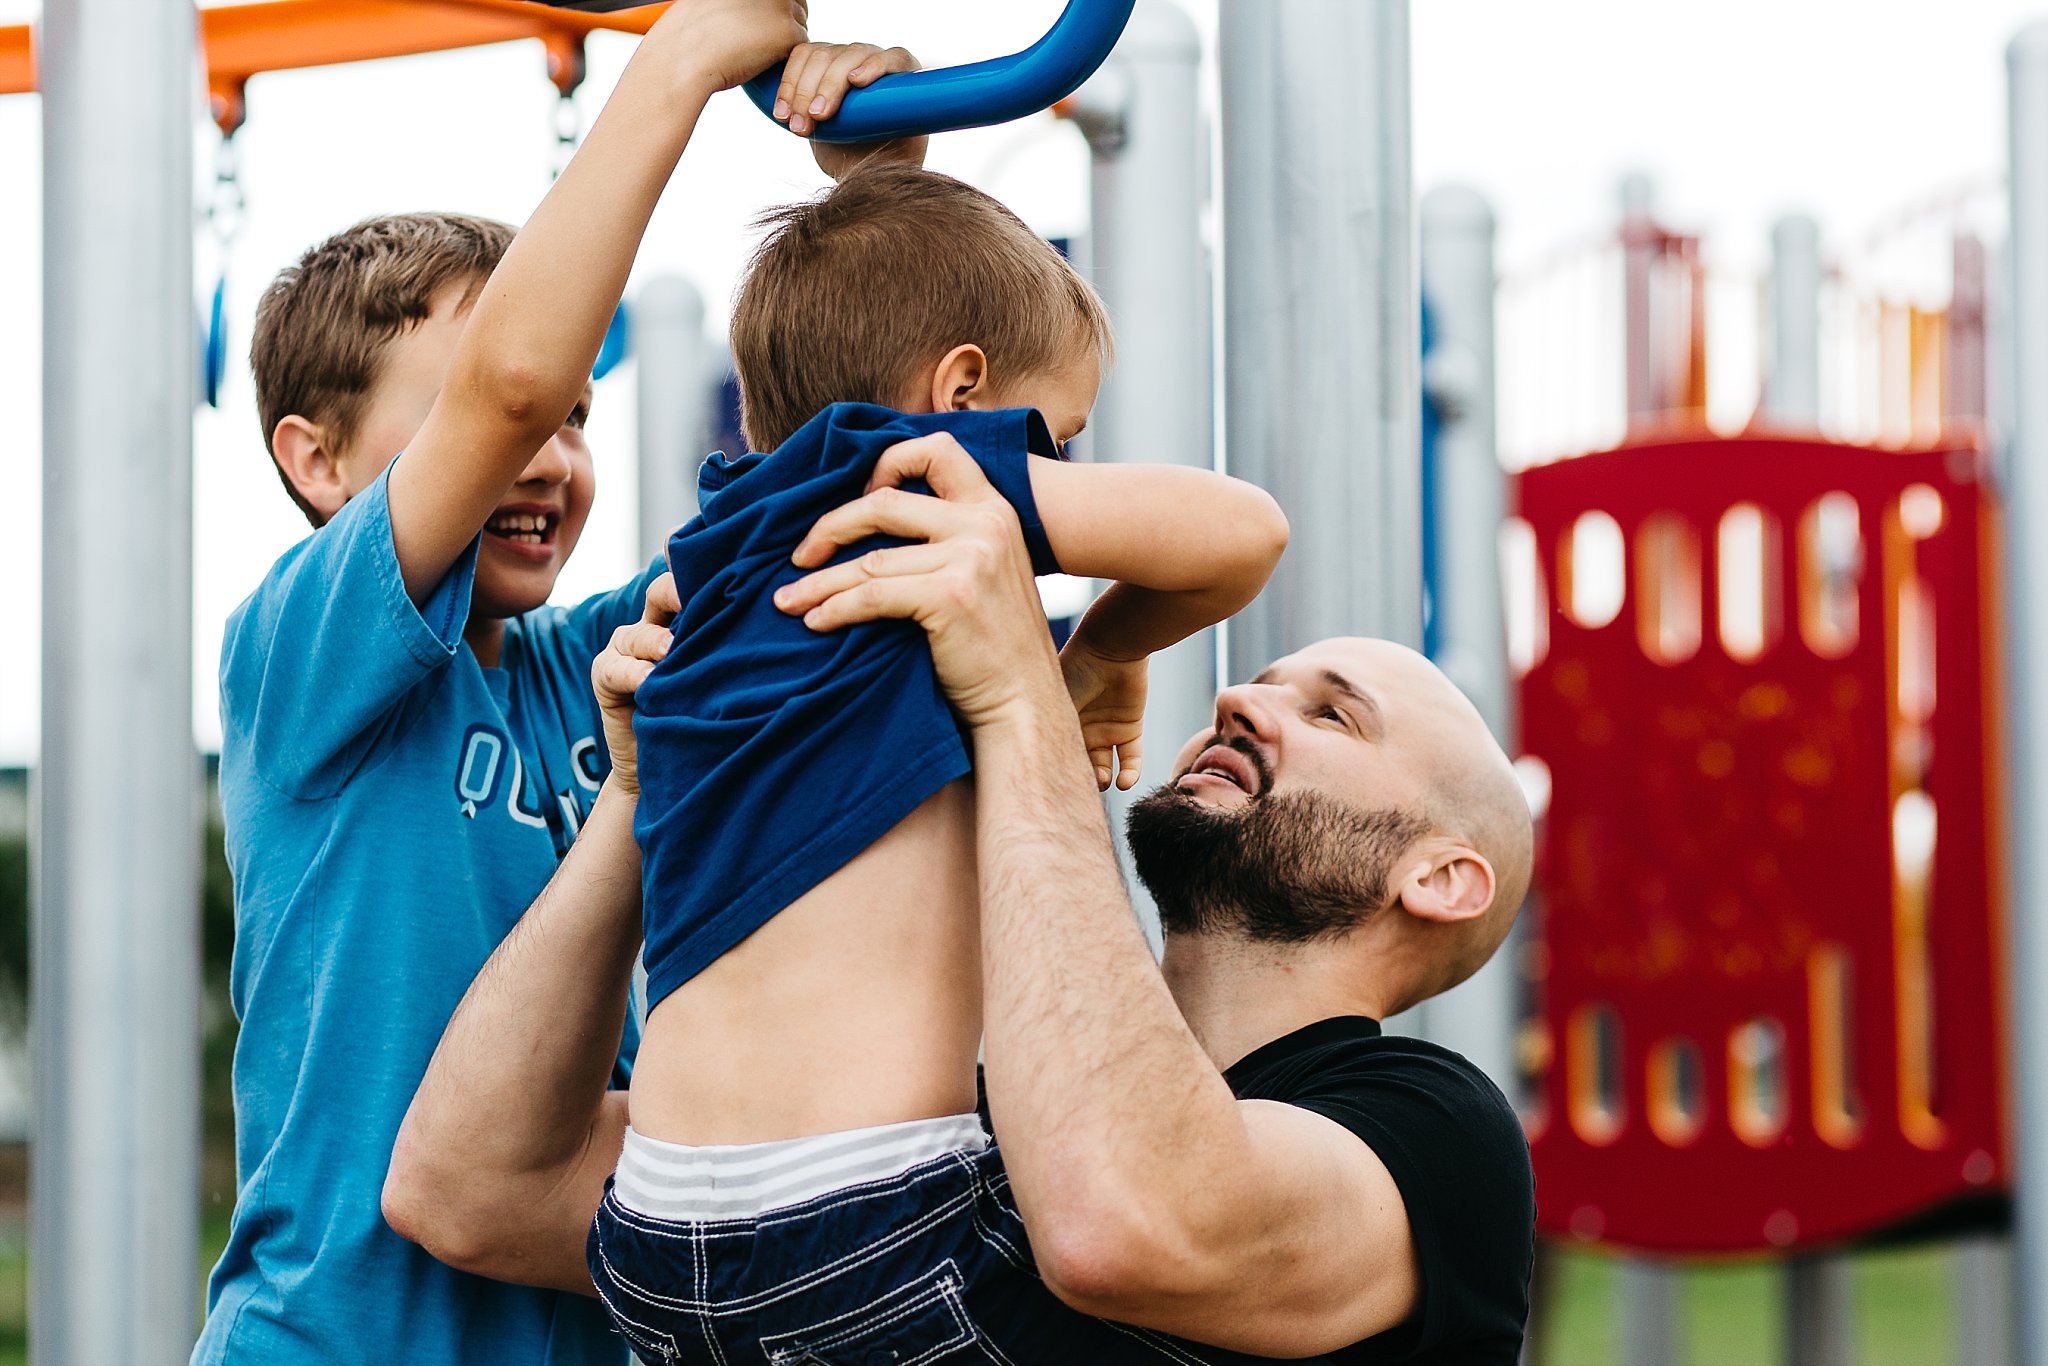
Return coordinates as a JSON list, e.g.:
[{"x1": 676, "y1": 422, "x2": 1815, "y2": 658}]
[{"x1": 198, "y1": 5, "x2": 907, "y2": 1363}]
